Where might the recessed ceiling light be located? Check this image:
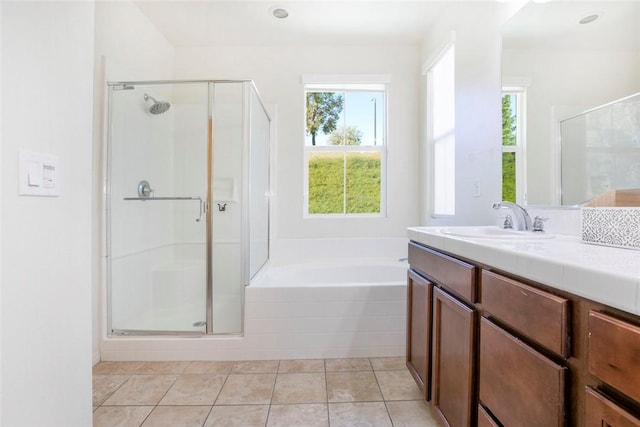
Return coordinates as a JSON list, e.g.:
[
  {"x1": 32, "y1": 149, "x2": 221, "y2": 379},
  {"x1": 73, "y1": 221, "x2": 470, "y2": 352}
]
[
  {"x1": 271, "y1": 7, "x2": 289, "y2": 19},
  {"x1": 579, "y1": 14, "x2": 600, "y2": 24}
]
